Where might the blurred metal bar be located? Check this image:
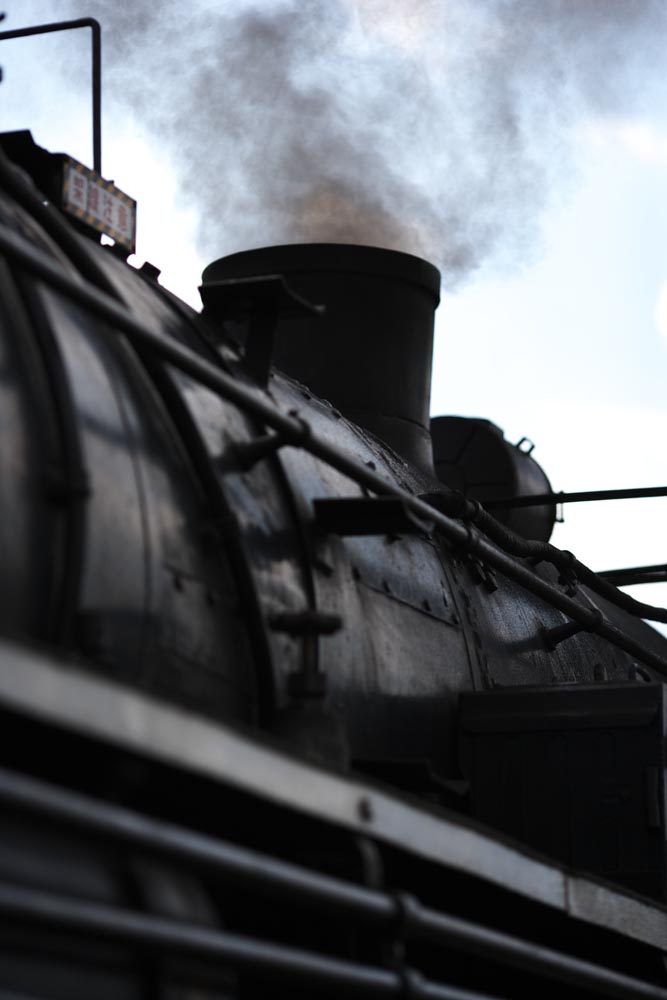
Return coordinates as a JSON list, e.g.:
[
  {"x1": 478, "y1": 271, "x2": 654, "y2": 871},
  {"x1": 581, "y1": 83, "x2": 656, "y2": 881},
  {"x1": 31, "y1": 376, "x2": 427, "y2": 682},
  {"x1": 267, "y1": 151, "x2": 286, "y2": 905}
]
[
  {"x1": 482, "y1": 486, "x2": 667, "y2": 510},
  {"x1": 597, "y1": 564, "x2": 667, "y2": 587},
  {"x1": 0, "y1": 765, "x2": 393, "y2": 924},
  {"x1": 399, "y1": 894, "x2": 667, "y2": 1000},
  {"x1": 0, "y1": 881, "x2": 401, "y2": 997}
]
